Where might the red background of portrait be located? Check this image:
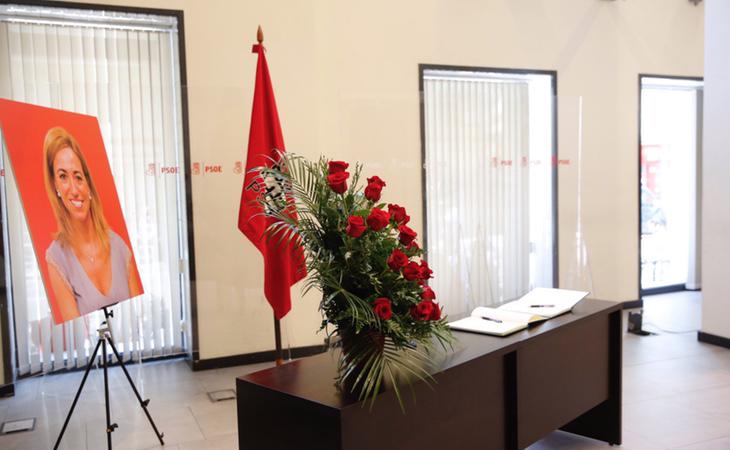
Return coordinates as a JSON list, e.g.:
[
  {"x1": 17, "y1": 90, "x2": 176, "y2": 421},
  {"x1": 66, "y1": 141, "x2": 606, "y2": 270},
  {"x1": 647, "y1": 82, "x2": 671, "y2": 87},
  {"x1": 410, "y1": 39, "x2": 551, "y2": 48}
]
[{"x1": 0, "y1": 99, "x2": 143, "y2": 324}]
